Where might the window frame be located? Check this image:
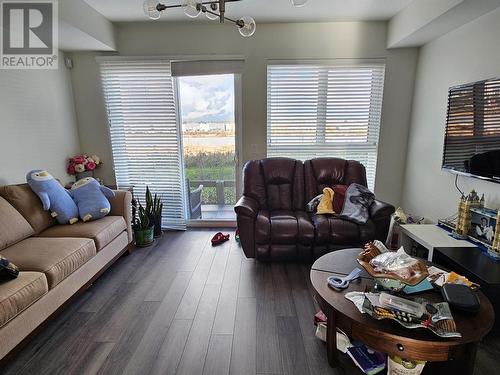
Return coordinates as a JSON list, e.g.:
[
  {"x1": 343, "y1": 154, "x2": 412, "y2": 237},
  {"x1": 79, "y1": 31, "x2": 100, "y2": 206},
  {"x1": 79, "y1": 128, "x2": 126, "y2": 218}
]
[{"x1": 266, "y1": 59, "x2": 386, "y2": 190}]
